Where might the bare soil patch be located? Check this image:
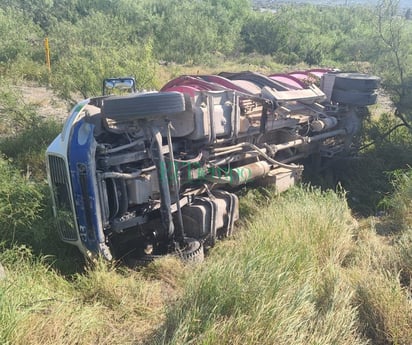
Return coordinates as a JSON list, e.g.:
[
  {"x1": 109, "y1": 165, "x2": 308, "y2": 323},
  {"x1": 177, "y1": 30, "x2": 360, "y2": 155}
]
[{"x1": 18, "y1": 83, "x2": 70, "y2": 121}]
